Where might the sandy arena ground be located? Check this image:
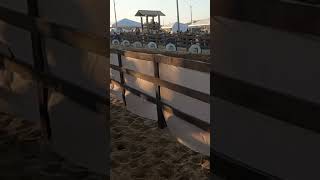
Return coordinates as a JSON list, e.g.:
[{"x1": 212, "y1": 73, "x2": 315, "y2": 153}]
[
  {"x1": 110, "y1": 94, "x2": 210, "y2": 180},
  {"x1": 0, "y1": 112, "x2": 105, "y2": 179},
  {"x1": 0, "y1": 94, "x2": 210, "y2": 180}
]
